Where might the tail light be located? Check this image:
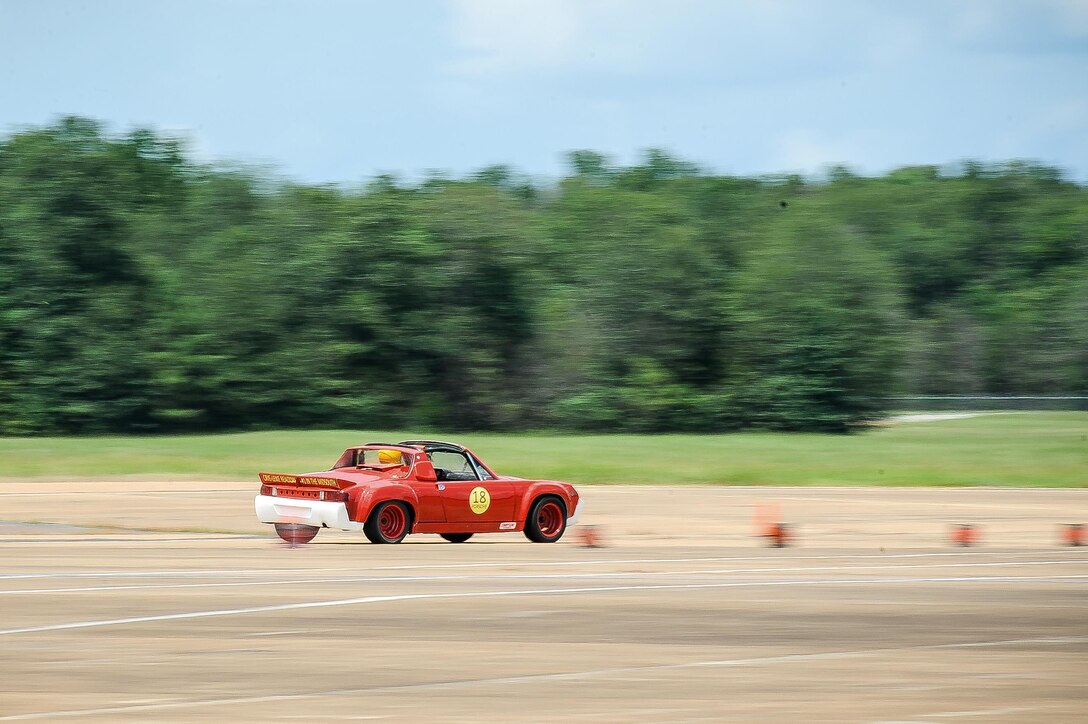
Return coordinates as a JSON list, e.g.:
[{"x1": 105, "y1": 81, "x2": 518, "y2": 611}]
[{"x1": 259, "y1": 485, "x2": 345, "y2": 502}]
